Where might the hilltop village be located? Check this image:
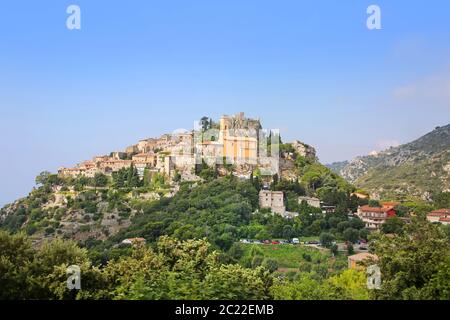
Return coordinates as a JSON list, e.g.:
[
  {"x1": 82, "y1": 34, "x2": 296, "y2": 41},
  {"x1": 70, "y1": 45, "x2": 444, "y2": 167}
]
[
  {"x1": 3, "y1": 112, "x2": 446, "y2": 243},
  {"x1": 3, "y1": 112, "x2": 448, "y2": 248},
  {"x1": 59, "y1": 112, "x2": 315, "y2": 182},
  {"x1": 1, "y1": 113, "x2": 449, "y2": 301},
  {"x1": 54, "y1": 112, "x2": 425, "y2": 232}
]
